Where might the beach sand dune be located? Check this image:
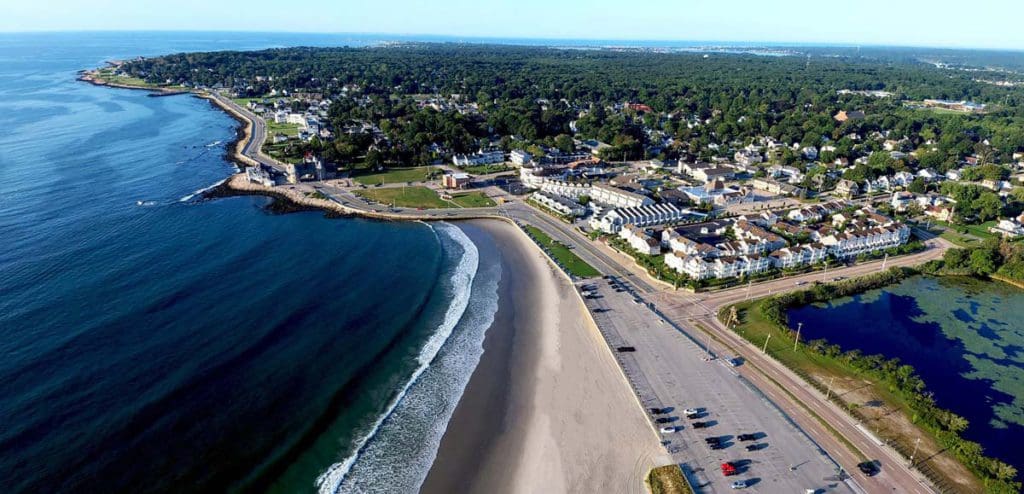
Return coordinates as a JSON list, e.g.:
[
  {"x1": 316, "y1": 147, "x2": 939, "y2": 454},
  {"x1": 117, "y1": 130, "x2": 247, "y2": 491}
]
[{"x1": 422, "y1": 221, "x2": 669, "y2": 494}]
